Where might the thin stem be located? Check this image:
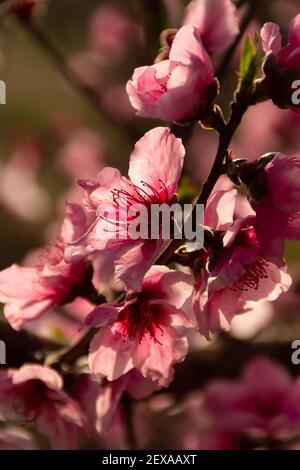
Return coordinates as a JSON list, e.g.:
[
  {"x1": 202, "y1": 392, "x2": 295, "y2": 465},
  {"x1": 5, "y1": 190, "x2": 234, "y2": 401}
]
[{"x1": 123, "y1": 395, "x2": 138, "y2": 450}]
